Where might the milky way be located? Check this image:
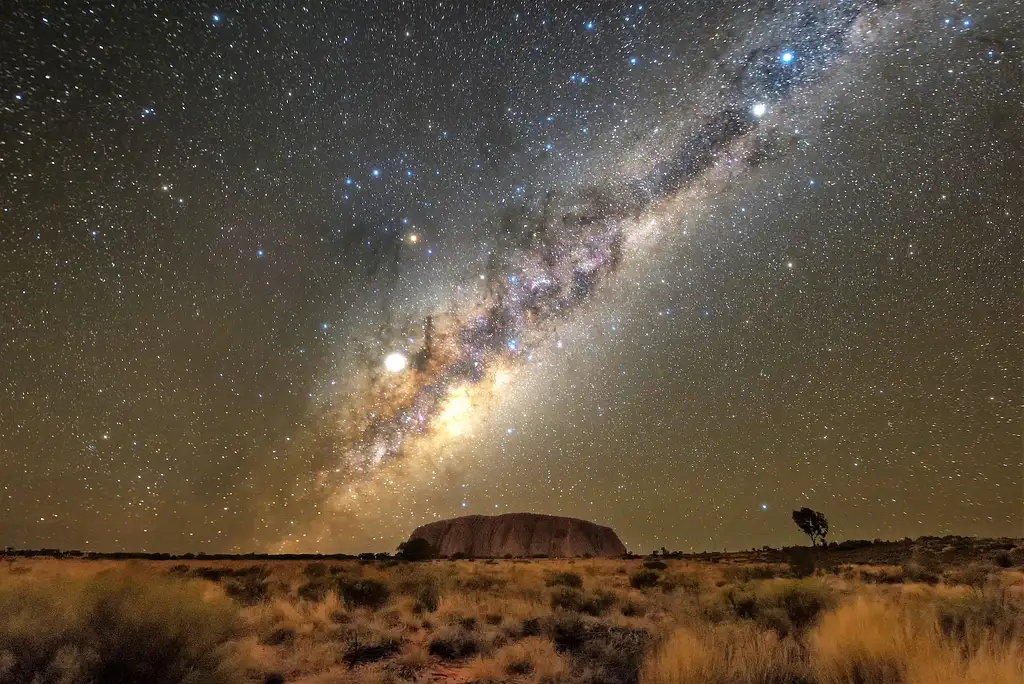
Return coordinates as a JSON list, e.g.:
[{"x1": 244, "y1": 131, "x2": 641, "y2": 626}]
[{"x1": 261, "y1": 0, "x2": 1010, "y2": 552}]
